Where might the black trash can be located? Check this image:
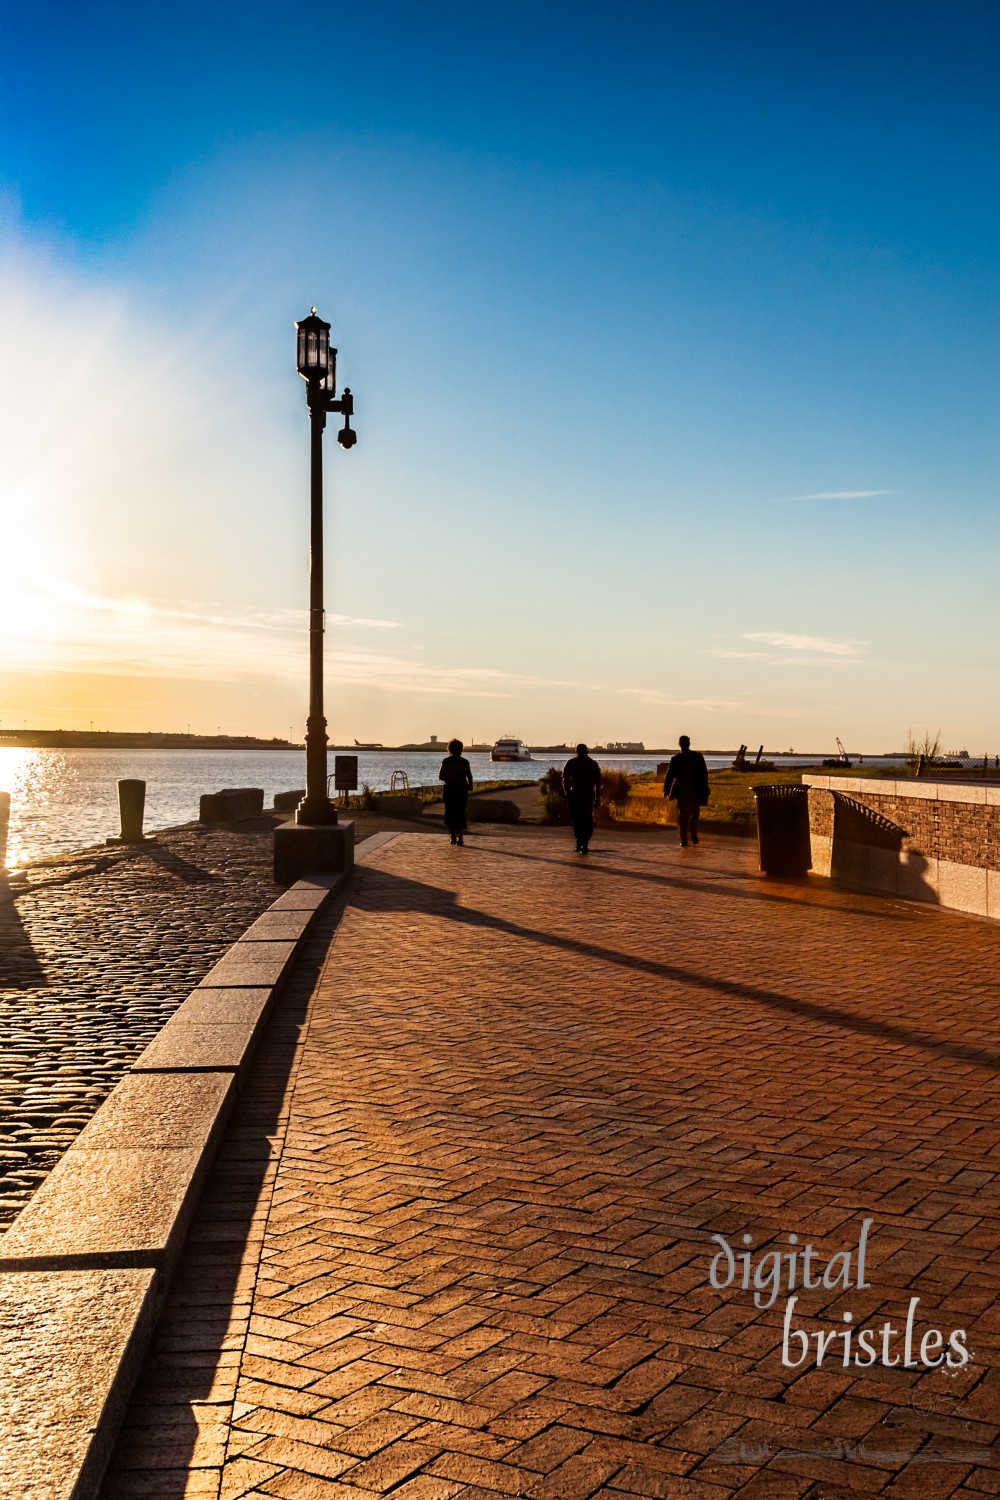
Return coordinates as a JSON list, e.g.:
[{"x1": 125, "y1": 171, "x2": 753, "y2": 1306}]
[{"x1": 752, "y1": 784, "x2": 811, "y2": 876}]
